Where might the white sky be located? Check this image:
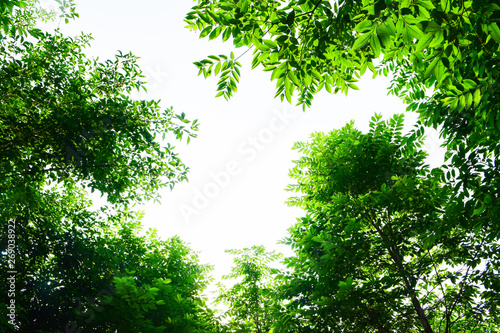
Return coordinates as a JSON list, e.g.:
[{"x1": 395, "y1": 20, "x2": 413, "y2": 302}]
[{"x1": 43, "y1": 0, "x2": 443, "y2": 289}]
